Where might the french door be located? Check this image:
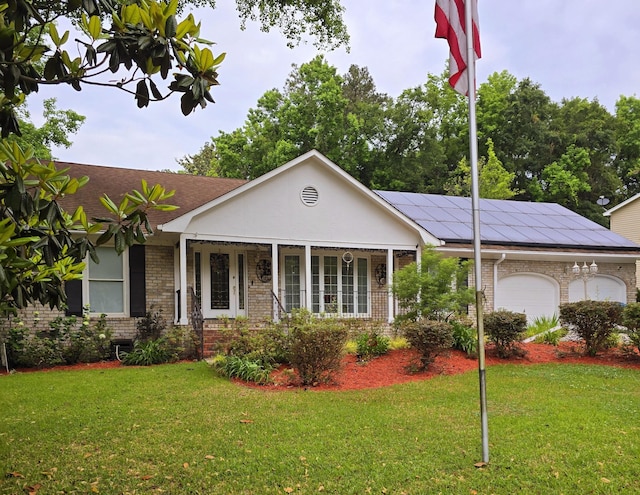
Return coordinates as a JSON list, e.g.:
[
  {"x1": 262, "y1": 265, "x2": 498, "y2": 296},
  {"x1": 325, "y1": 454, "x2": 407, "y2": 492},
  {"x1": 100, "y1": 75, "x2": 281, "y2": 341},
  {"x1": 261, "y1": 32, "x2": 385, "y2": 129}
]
[{"x1": 197, "y1": 249, "x2": 246, "y2": 318}]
